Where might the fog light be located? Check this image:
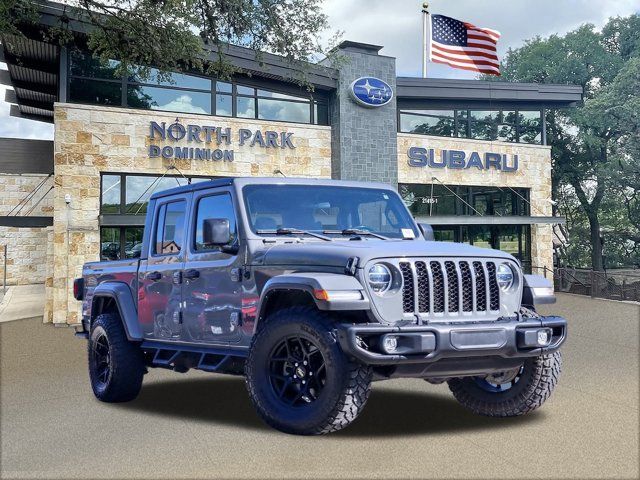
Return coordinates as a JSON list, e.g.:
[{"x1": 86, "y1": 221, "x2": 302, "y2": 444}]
[
  {"x1": 537, "y1": 329, "x2": 552, "y2": 346},
  {"x1": 381, "y1": 335, "x2": 398, "y2": 354}
]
